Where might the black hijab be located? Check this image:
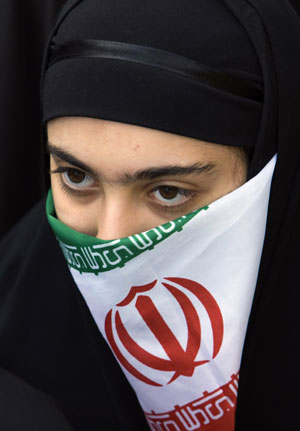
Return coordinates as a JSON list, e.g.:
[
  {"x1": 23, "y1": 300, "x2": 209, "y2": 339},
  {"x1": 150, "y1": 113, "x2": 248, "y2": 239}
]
[
  {"x1": 42, "y1": 0, "x2": 300, "y2": 429},
  {"x1": 43, "y1": 0, "x2": 264, "y2": 152},
  {"x1": 0, "y1": 0, "x2": 299, "y2": 430}
]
